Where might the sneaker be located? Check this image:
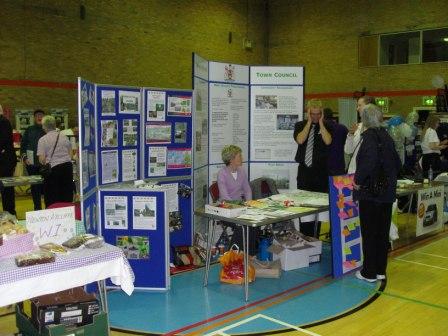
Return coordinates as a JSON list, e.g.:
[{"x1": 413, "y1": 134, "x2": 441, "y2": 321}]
[
  {"x1": 376, "y1": 274, "x2": 386, "y2": 280},
  {"x1": 355, "y1": 270, "x2": 377, "y2": 283}
]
